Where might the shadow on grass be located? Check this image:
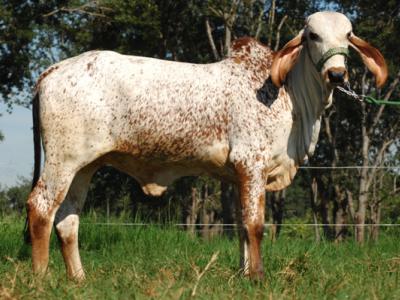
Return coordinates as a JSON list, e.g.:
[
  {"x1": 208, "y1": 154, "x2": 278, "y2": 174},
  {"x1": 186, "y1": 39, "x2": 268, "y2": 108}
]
[{"x1": 17, "y1": 243, "x2": 31, "y2": 260}]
